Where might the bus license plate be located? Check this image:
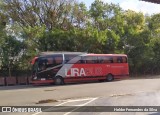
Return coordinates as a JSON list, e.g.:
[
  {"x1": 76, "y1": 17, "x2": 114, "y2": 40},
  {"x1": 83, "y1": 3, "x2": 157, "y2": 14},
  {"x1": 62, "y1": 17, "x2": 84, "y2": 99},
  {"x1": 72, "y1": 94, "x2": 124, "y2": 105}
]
[{"x1": 41, "y1": 78, "x2": 46, "y2": 80}]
